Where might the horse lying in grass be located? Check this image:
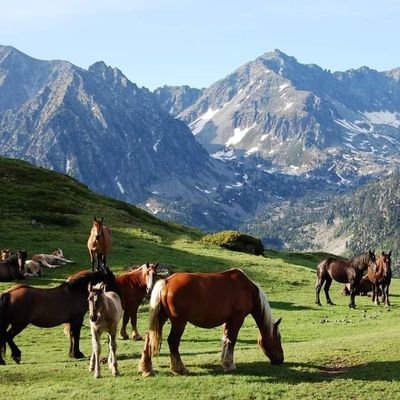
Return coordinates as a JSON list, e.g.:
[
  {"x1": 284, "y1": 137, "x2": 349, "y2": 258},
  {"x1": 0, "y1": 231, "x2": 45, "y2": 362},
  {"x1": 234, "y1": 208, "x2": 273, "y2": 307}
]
[
  {"x1": 32, "y1": 253, "x2": 74, "y2": 269},
  {"x1": 0, "y1": 251, "x2": 28, "y2": 282},
  {"x1": 88, "y1": 282, "x2": 123, "y2": 378},
  {"x1": 138, "y1": 268, "x2": 283, "y2": 376}
]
